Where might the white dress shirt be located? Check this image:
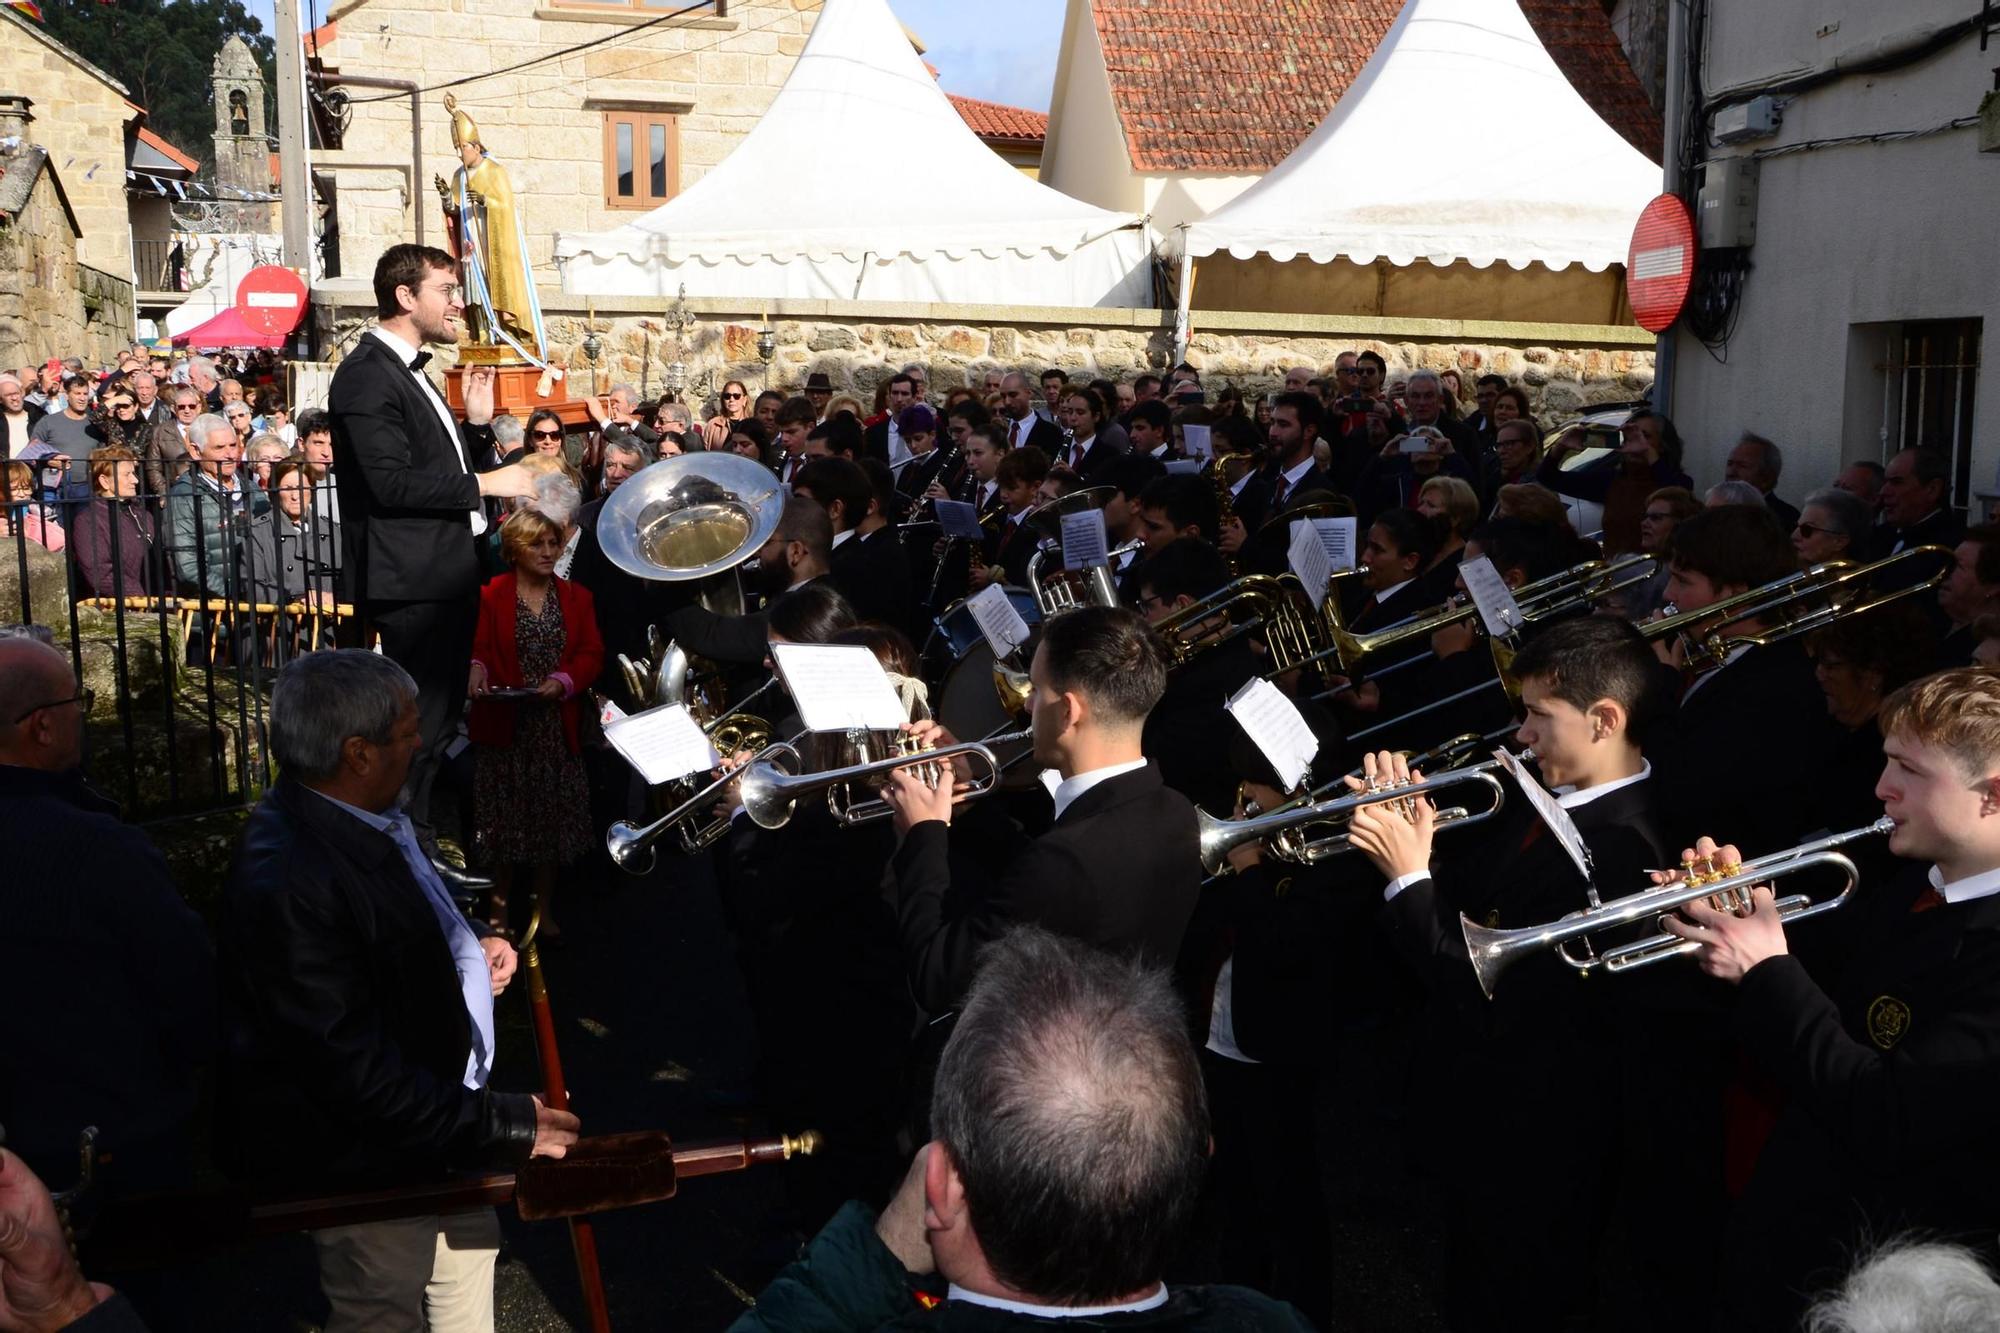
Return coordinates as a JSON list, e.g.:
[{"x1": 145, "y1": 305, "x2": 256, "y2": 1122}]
[
  {"x1": 947, "y1": 1284, "x2": 1169, "y2": 1318},
  {"x1": 1383, "y1": 764, "x2": 1652, "y2": 901},
  {"x1": 1050, "y1": 758, "x2": 1148, "y2": 822},
  {"x1": 1931, "y1": 862, "x2": 2000, "y2": 906},
  {"x1": 370, "y1": 326, "x2": 486, "y2": 536}
]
